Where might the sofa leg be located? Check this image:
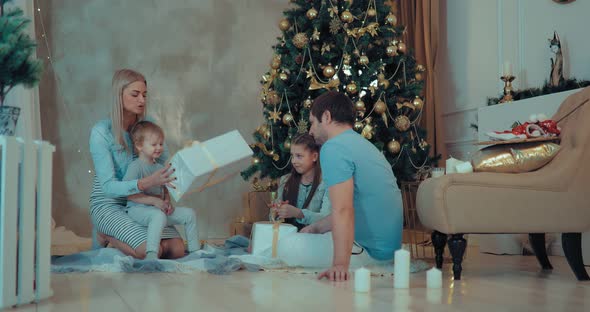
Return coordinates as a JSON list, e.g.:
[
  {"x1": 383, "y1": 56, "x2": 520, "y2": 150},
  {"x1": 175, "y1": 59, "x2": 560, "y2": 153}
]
[
  {"x1": 431, "y1": 231, "x2": 447, "y2": 269},
  {"x1": 529, "y1": 233, "x2": 553, "y2": 270},
  {"x1": 562, "y1": 233, "x2": 590, "y2": 281},
  {"x1": 448, "y1": 234, "x2": 467, "y2": 280}
]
